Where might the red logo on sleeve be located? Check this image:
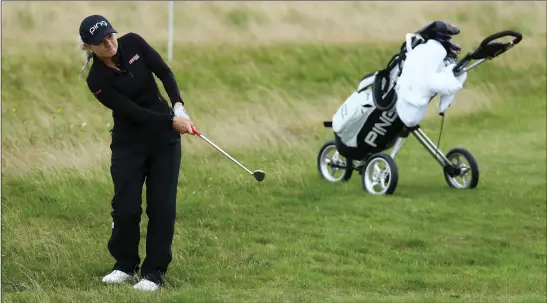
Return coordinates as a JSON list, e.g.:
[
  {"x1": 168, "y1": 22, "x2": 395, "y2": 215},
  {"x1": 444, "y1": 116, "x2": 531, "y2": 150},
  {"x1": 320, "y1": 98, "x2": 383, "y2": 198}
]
[{"x1": 129, "y1": 54, "x2": 140, "y2": 64}]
